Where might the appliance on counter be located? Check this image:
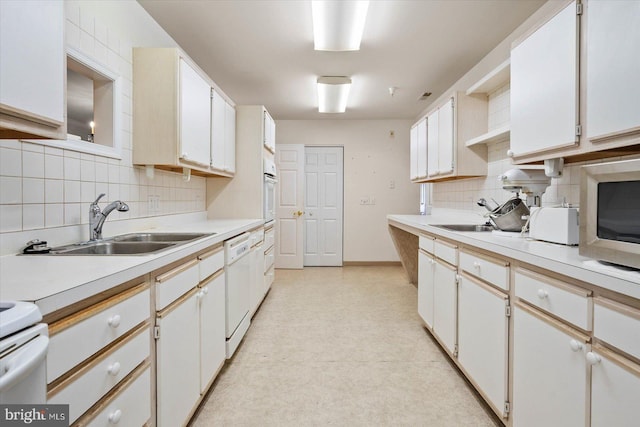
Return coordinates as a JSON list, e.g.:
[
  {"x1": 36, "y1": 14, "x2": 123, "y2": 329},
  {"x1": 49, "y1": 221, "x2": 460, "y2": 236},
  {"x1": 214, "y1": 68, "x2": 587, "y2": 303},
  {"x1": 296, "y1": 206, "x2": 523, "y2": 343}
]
[
  {"x1": 529, "y1": 206, "x2": 580, "y2": 245},
  {"x1": 579, "y1": 158, "x2": 640, "y2": 270},
  {"x1": 224, "y1": 233, "x2": 252, "y2": 358},
  {"x1": 0, "y1": 301, "x2": 48, "y2": 404},
  {"x1": 263, "y1": 158, "x2": 277, "y2": 224}
]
